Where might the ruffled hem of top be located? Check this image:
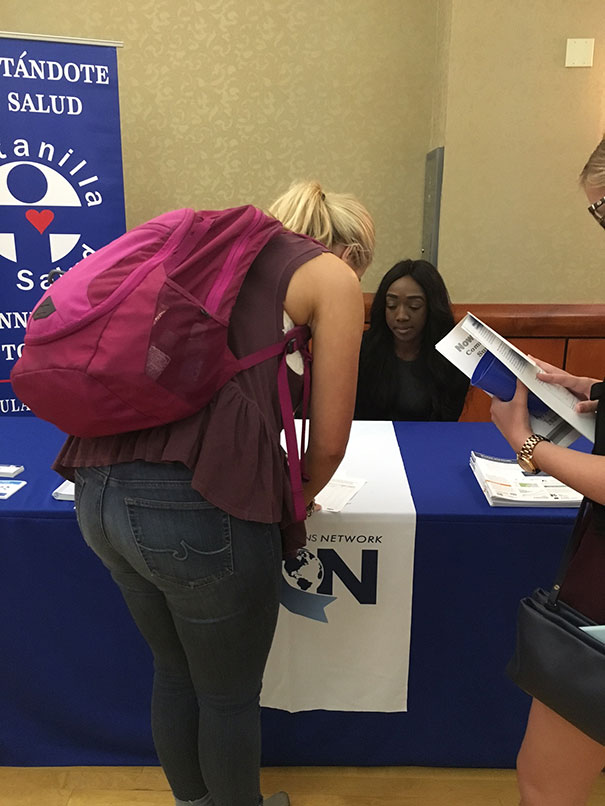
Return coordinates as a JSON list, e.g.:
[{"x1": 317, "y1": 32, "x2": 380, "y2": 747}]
[{"x1": 53, "y1": 379, "x2": 299, "y2": 529}]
